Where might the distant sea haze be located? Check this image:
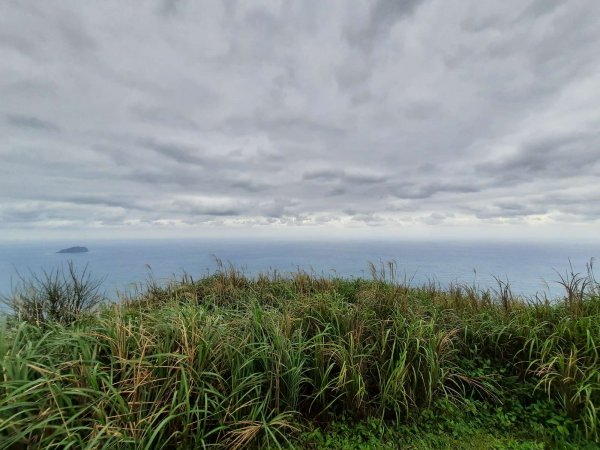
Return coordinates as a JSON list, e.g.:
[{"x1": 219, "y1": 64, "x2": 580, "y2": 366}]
[{"x1": 0, "y1": 239, "x2": 597, "y2": 300}]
